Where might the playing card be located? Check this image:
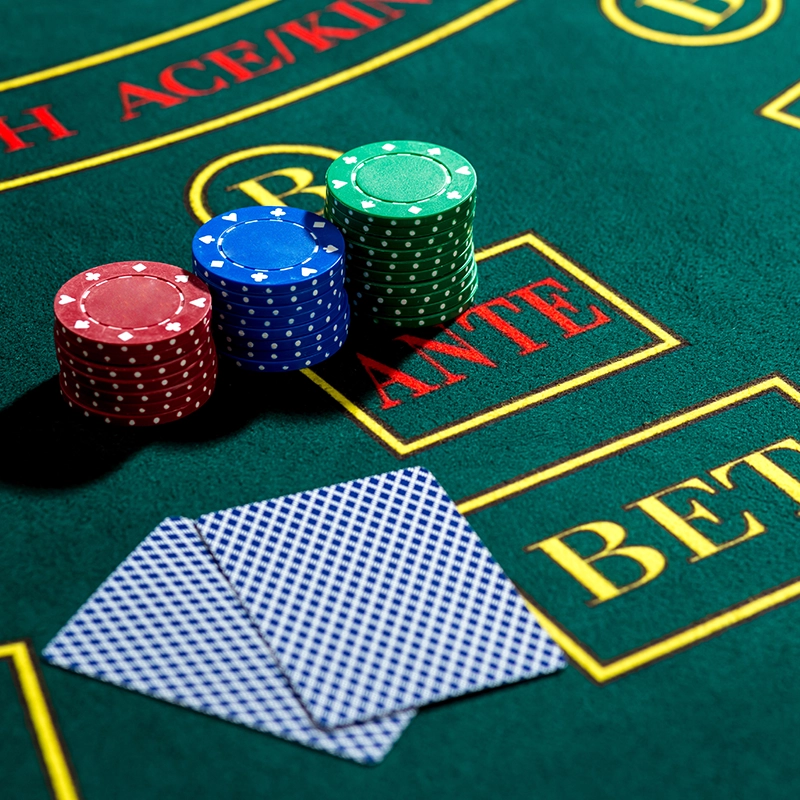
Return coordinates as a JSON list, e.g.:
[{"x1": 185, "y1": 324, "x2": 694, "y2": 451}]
[
  {"x1": 196, "y1": 467, "x2": 566, "y2": 729},
  {"x1": 42, "y1": 516, "x2": 413, "y2": 764}
]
